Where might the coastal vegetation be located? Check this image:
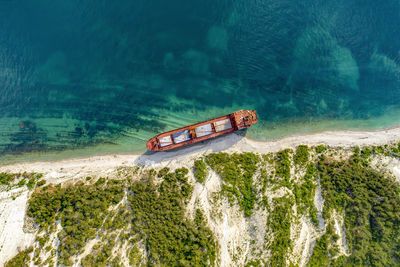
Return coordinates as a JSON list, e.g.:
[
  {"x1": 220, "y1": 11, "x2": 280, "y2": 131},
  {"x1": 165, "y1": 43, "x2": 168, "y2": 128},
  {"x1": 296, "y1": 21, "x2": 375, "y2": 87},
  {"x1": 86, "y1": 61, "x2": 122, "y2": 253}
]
[
  {"x1": 266, "y1": 197, "x2": 294, "y2": 266},
  {"x1": 0, "y1": 172, "x2": 43, "y2": 190},
  {"x1": 5, "y1": 141, "x2": 400, "y2": 266},
  {"x1": 294, "y1": 145, "x2": 309, "y2": 165},
  {"x1": 274, "y1": 149, "x2": 292, "y2": 189},
  {"x1": 193, "y1": 159, "x2": 208, "y2": 183},
  {"x1": 206, "y1": 152, "x2": 259, "y2": 217},
  {"x1": 129, "y1": 167, "x2": 215, "y2": 266},
  {"x1": 5, "y1": 247, "x2": 33, "y2": 267},
  {"x1": 28, "y1": 180, "x2": 124, "y2": 265},
  {"x1": 310, "y1": 150, "x2": 400, "y2": 266},
  {"x1": 293, "y1": 163, "x2": 318, "y2": 224},
  {"x1": 9, "y1": 168, "x2": 215, "y2": 266}
]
